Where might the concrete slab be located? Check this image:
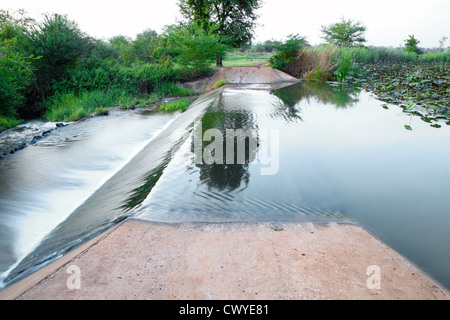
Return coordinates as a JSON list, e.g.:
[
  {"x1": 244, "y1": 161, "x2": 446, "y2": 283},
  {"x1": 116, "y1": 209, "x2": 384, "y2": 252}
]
[
  {"x1": 2, "y1": 219, "x2": 448, "y2": 300},
  {"x1": 182, "y1": 66, "x2": 299, "y2": 93}
]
